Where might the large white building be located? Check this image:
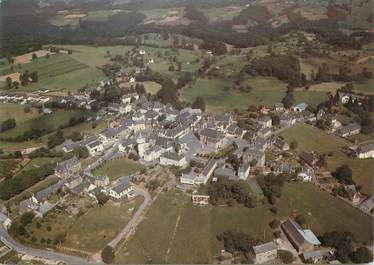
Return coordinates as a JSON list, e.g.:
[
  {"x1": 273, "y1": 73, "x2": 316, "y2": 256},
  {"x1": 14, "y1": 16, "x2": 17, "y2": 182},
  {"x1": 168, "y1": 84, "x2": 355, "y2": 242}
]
[
  {"x1": 356, "y1": 143, "x2": 374, "y2": 159},
  {"x1": 160, "y1": 152, "x2": 187, "y2": 167}
]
